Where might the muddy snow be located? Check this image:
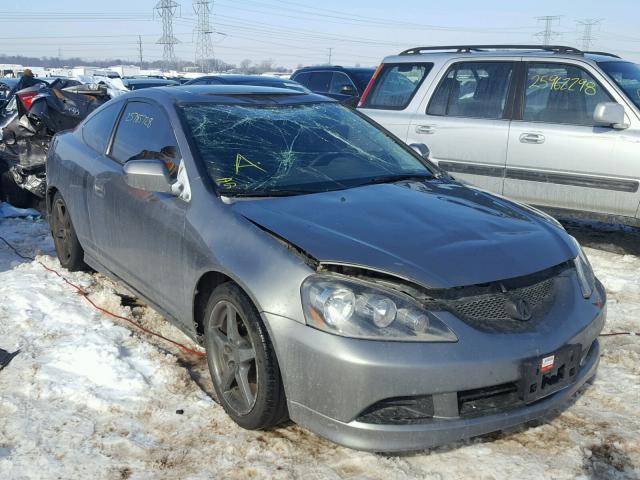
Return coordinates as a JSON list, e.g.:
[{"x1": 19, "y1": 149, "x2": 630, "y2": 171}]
[{"x1": 0, "y1": 208, "x2": 638, "y2": 479}]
